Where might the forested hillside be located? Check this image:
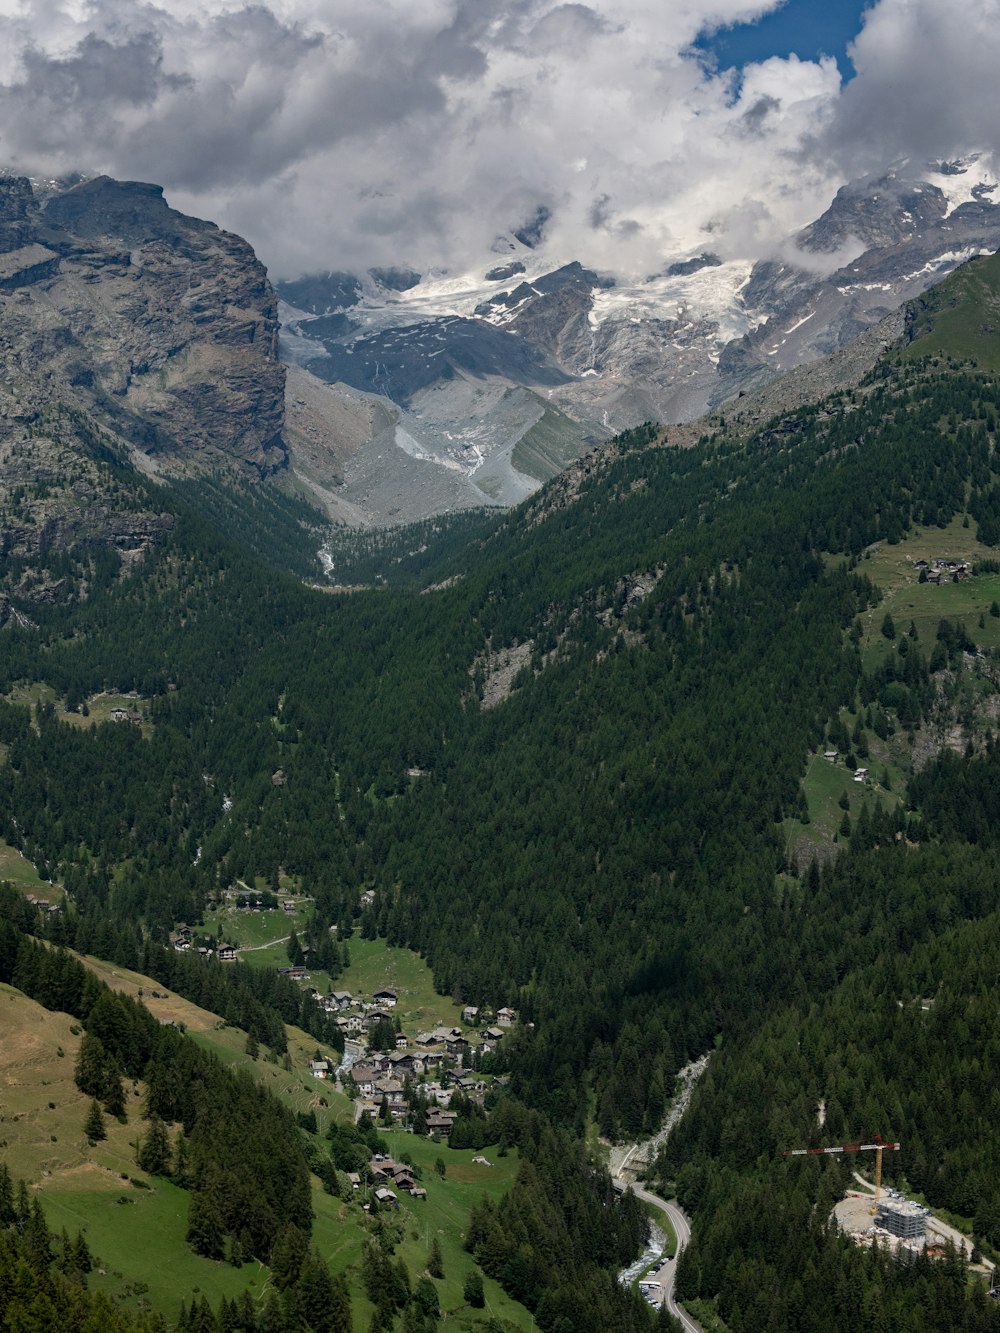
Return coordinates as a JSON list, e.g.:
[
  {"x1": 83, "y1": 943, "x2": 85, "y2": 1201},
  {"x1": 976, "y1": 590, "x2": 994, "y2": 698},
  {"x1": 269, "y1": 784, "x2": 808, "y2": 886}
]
[{"x1": 5, "y1": 258, "x2": 1000, "y2": 1327}]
